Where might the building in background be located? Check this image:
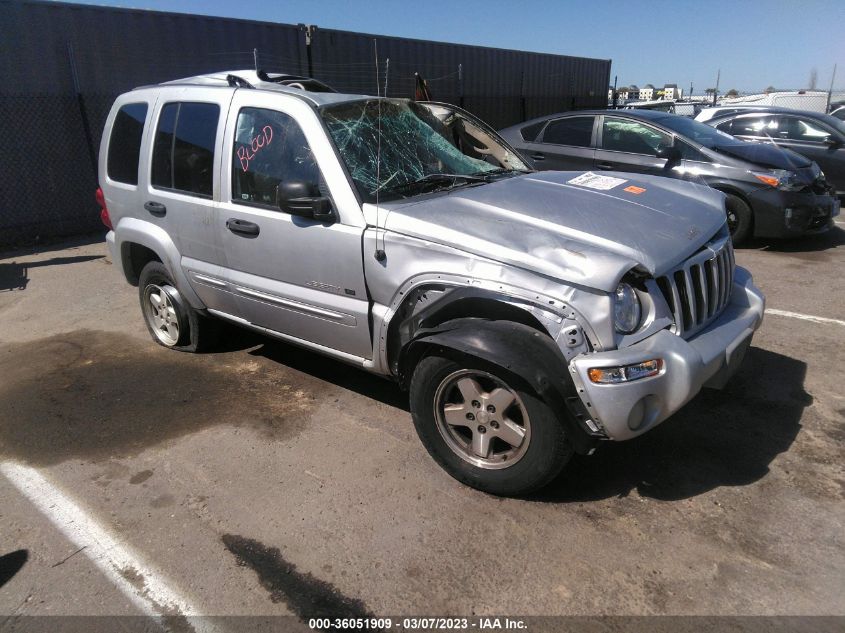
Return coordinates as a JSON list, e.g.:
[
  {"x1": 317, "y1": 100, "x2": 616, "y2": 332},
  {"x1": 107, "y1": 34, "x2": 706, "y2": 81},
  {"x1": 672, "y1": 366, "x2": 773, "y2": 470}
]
[
  {"x1": 663, "y1": 83, "x2": 683, "y2": 100},
  {"x1": 639, "y1": 84, "x2": 656, "y2": 100}
]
